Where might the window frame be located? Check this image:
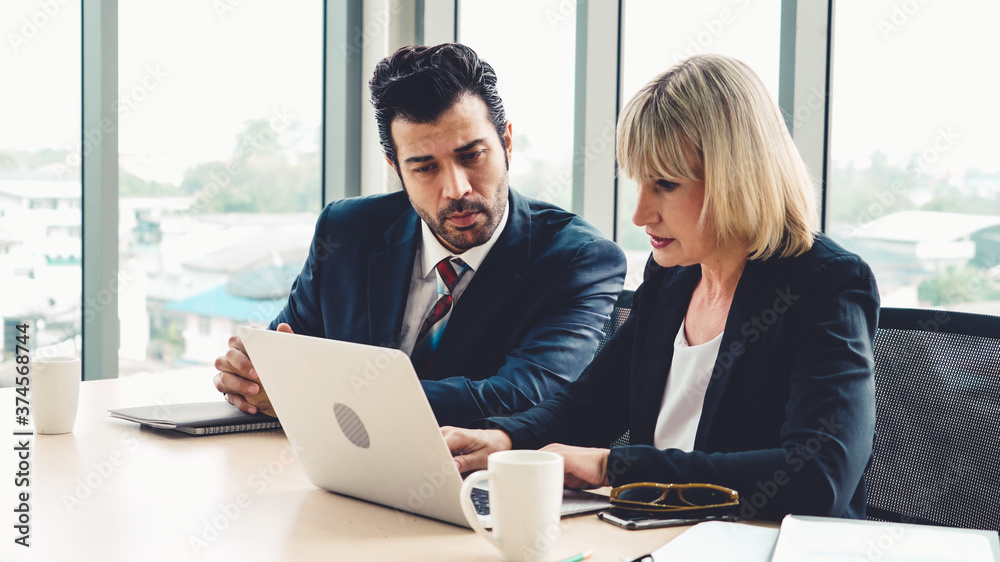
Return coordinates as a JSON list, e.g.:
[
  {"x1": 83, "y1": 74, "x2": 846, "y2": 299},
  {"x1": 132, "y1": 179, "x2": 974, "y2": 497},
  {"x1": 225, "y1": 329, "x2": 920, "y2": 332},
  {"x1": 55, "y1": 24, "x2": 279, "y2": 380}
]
[{"x1": 81, "y1": 0, "x2": 832, "y2": 380}]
